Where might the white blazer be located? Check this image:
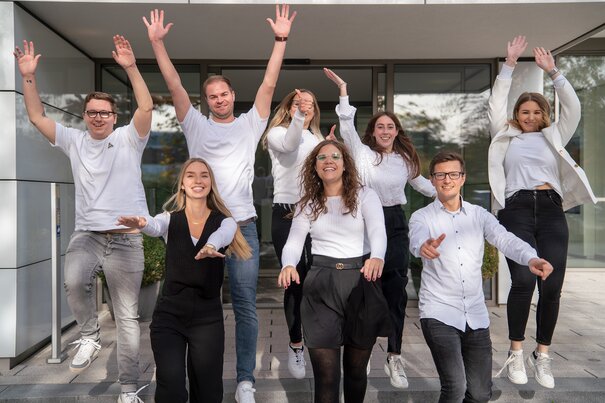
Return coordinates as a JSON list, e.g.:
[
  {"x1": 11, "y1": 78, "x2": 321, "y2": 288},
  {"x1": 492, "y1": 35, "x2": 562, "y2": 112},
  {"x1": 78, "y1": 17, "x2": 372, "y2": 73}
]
[{"x1": 487, "y1": 75, "x2": 596, "y2": 212}]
